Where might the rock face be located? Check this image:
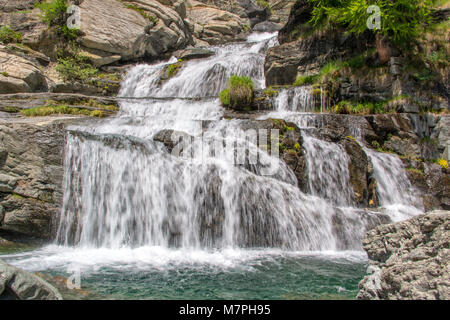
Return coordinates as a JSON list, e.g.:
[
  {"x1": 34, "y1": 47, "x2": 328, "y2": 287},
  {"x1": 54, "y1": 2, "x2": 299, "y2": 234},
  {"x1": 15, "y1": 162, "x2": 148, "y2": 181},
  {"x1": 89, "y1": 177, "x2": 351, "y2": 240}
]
[
  {"x1": 78, "y1": 0, "x2": 187, "y2": 61},
  {"x1": 186, "y1": 1, "x2": 248, "y2": 45},
  {"x1": 0, "y1": 49, "x2": 48, "y2": 94},
  {"x1": 0, "y1": 259, "x2": 62, "y2": 300},
  {"x1": 358, "y1": 210, "x2": 450, "y2": 300},
  {"x1": 0, "y1": 3, "x2": 47, "y2": 49},
  {"x1": 0, "y1": 117, "x2": 88, "y2": 240},
  {"x1": 265, "y1": 29, "x2": 373, "y2": 87}
]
